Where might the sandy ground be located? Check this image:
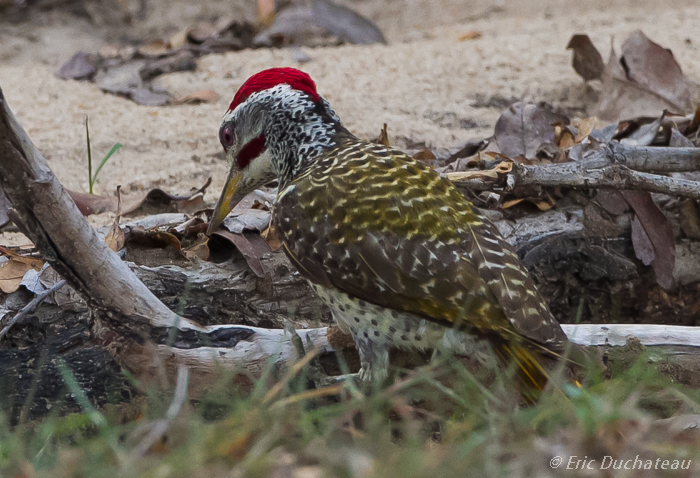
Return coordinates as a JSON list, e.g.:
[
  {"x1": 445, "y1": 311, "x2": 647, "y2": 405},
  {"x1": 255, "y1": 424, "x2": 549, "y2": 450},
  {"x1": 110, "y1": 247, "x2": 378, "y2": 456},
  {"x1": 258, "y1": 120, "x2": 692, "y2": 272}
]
[{"x1": 0, "y1": 0, "x2": 699, "y2": 244}]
